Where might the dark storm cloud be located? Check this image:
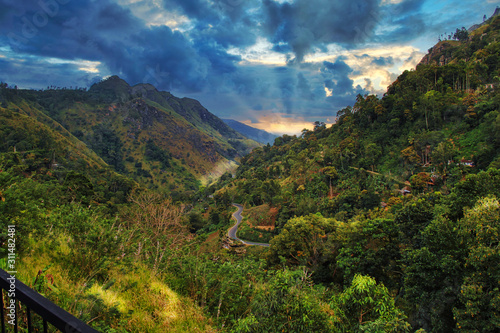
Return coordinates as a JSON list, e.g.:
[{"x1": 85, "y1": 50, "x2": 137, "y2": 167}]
[
  {"x1": 252, "y1": 104, "x2": 263, "y2": 111},
  {"x1": 2, "y1": 0, "x2": 140, "y2": 54},
  {"x1": 322, "y1": 59, "x2": 367, "y2": 107},
  {"x1": 164, "y1": 0, "x2": 216, "y2": 23},
  {"x1": 276, "y1": 66, "x2": 295, "y2": 114},
  {"x1": 262, "y1": 0, "x2": 381, "y2": 61},
  {"x1": 163, "y1": 0, "x2": 260, "y2": 48},
  {"x1": 195, "y1": 39, "x2": 240, "y2": 74},
  {"x1": 163, "y1": 0, "x2": 259, "y2": 25},
  {"x1": 0, "y1": 0, "x2": 246, "y2": 92},
  {"x1": 374, "y1": 0, "x2": 427, "y2": 43},
  {"x1": 0, "y1": 0, "x2": 436, "y2": 129}
]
